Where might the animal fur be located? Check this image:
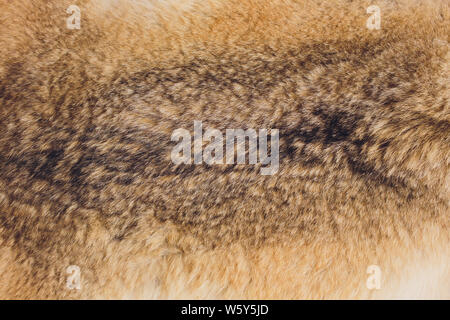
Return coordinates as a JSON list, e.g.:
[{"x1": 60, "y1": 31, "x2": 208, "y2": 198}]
[{"x1": 0, "y1": 0, "x2": 448, "y2": 299}]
